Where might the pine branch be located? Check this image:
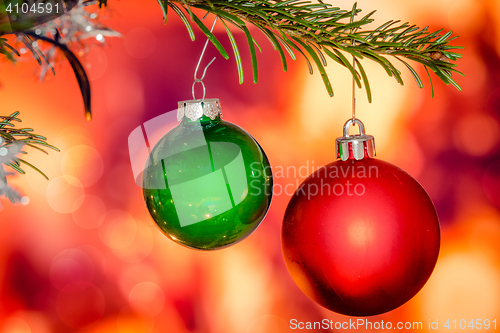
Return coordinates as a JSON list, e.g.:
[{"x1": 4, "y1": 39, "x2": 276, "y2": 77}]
[
  {"x1": 165, "y1": 0, "x2": 464, "y2": 101},
  {"x1": 0, "y1": 112, "x2": 59, "y2": 181}
]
